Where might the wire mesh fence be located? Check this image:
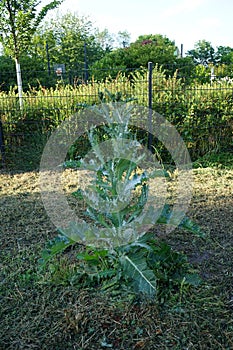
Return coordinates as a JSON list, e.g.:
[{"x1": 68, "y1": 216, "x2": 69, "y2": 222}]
[{"x1": 0, "y1": 63, "x2": 233, "y2": 171}]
